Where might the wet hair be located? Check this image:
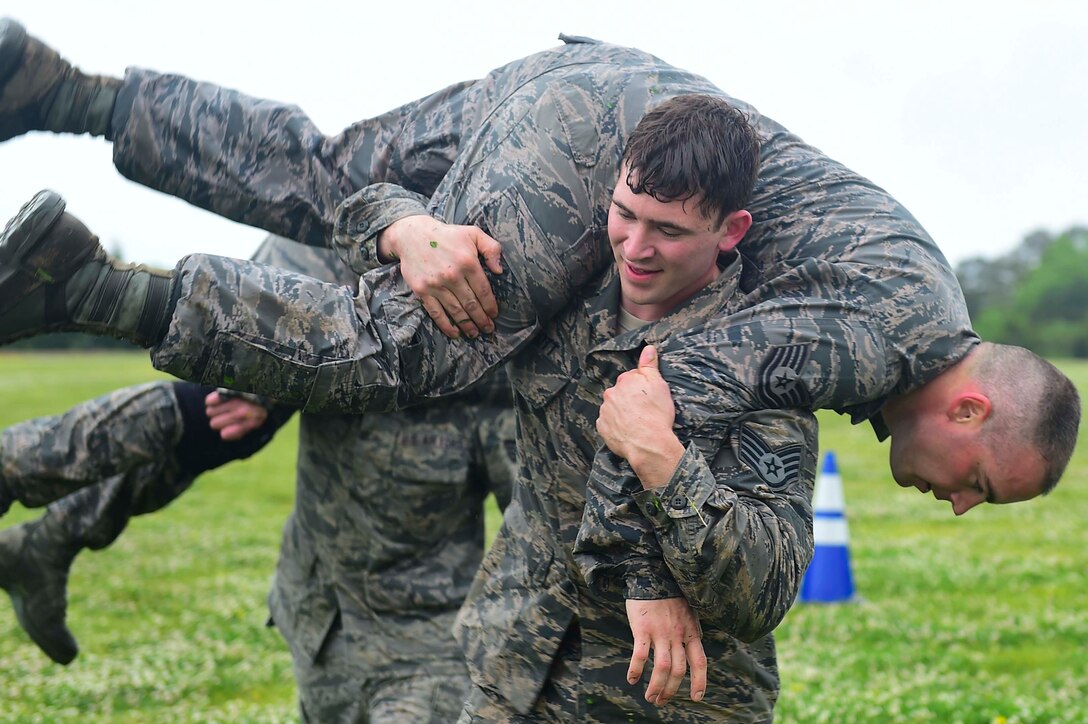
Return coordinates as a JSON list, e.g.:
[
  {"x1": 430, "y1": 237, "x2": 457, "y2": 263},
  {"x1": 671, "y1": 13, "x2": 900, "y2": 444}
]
[
  {"x1": 973, "y1": 343, "x2": 1081, "y2": 493},
  {"x1": 622, "y1": 94, "x2": 761, "y2": 228}
]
